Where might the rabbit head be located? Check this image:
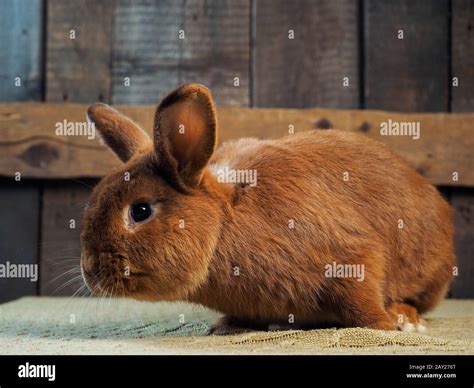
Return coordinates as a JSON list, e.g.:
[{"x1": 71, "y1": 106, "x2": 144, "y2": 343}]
[{"x1": 80, "y1": 84, "x2": 229, "y2": 301}]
